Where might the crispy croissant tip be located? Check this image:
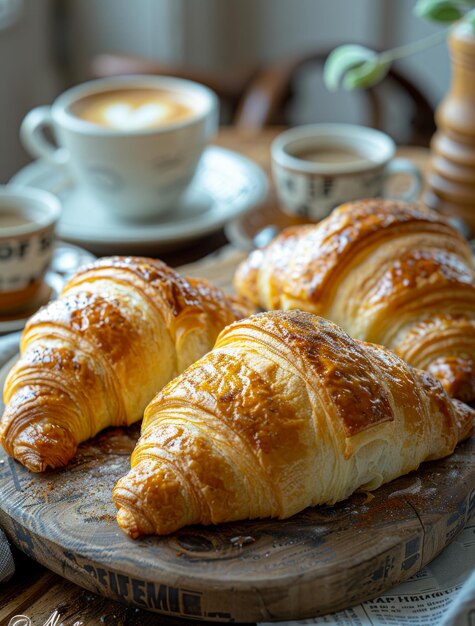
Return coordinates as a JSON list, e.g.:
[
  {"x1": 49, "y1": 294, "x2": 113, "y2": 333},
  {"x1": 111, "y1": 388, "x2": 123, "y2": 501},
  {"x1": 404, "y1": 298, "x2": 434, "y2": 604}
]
[
  {"x1": 428, "y1": 357, "x2": 475, "y2": 404},
  {"x1": 116, "y1": 507, "x2": 142, "y2": 539},
  {"x1": 113, "y1": 461, "x2": 195, "y2": 537},
  {"x1": 12, "y1": 448, "x2": 49, "y2": 473},
  {"x1": 10, "y1": 422, "x2": 77, "y2": 472},
  {"x1": 451, "y1": 399, "x2": 475, "y2": 442}
]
